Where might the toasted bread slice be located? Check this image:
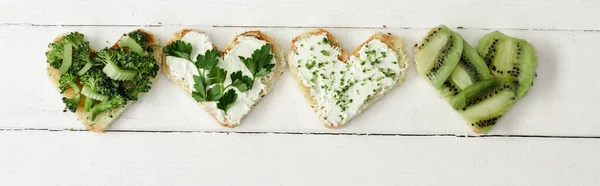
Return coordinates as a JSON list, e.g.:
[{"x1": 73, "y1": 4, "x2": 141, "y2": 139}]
[
  {"x1": 288, "y1": 29, "x2": 409, "y2": 128},
  {"x1": 46, "y1": 29, "x2": 163, "y2": 132},
  {"x1": 162, "y1": 29, "x2": 285, "y2": 127}
]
